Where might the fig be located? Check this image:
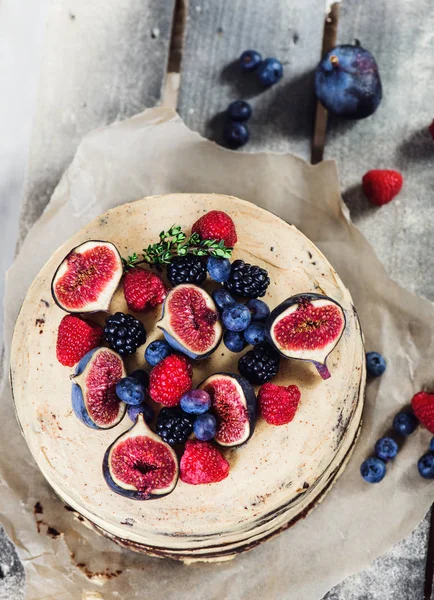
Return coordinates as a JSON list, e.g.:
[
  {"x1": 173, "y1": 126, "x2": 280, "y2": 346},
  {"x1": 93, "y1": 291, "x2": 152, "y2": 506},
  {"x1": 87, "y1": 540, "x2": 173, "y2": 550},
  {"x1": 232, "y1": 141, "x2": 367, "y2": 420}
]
[
  {"x1": 199, "y1": 373, "x2": 257, "y2": 447},
  {"x1": 158, "y1": 284, "x2": 223, "y2": 360},
  {"x1": 51, "y1": 240, "x2": 123, "y2": 313},
  {"x1": 71, "y1": 347, "x2": 127, "y2": 429},
  {"x1": 266, "y1": 293, "x2": 346, "y2": 380},
  {"x1": 103, "y1": 413, "x2": 179, "y2": 500}
]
